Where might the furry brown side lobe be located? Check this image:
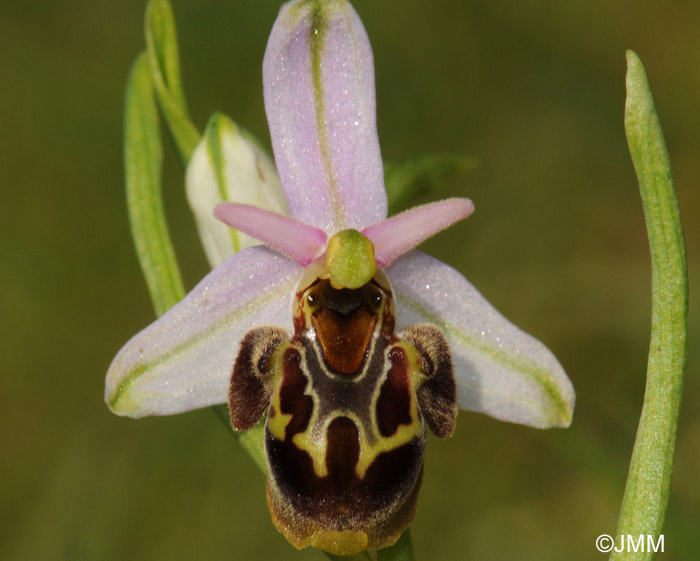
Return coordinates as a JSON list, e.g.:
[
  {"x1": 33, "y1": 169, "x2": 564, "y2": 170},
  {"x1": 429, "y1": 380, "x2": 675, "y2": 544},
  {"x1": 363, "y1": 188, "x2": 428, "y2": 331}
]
[
  {"x1": 229, "y1": 327, "x2": 288, "y2": 431},
  {"x1": 401, "y1": 324, "x2": 457, "y2": 438}
]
